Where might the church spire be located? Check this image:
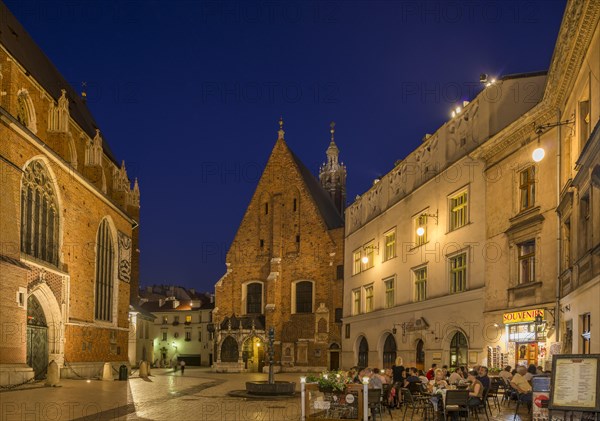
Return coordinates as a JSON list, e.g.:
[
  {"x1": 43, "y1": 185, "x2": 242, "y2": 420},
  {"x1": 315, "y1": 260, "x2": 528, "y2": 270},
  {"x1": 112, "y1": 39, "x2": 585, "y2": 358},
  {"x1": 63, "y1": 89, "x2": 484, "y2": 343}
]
[
  {"x1": 319, "y1": 121, "x2": 346, "y2": 216},
  {"x1": 277, "y1": 116, "x2": 285, "y2": 140}
]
